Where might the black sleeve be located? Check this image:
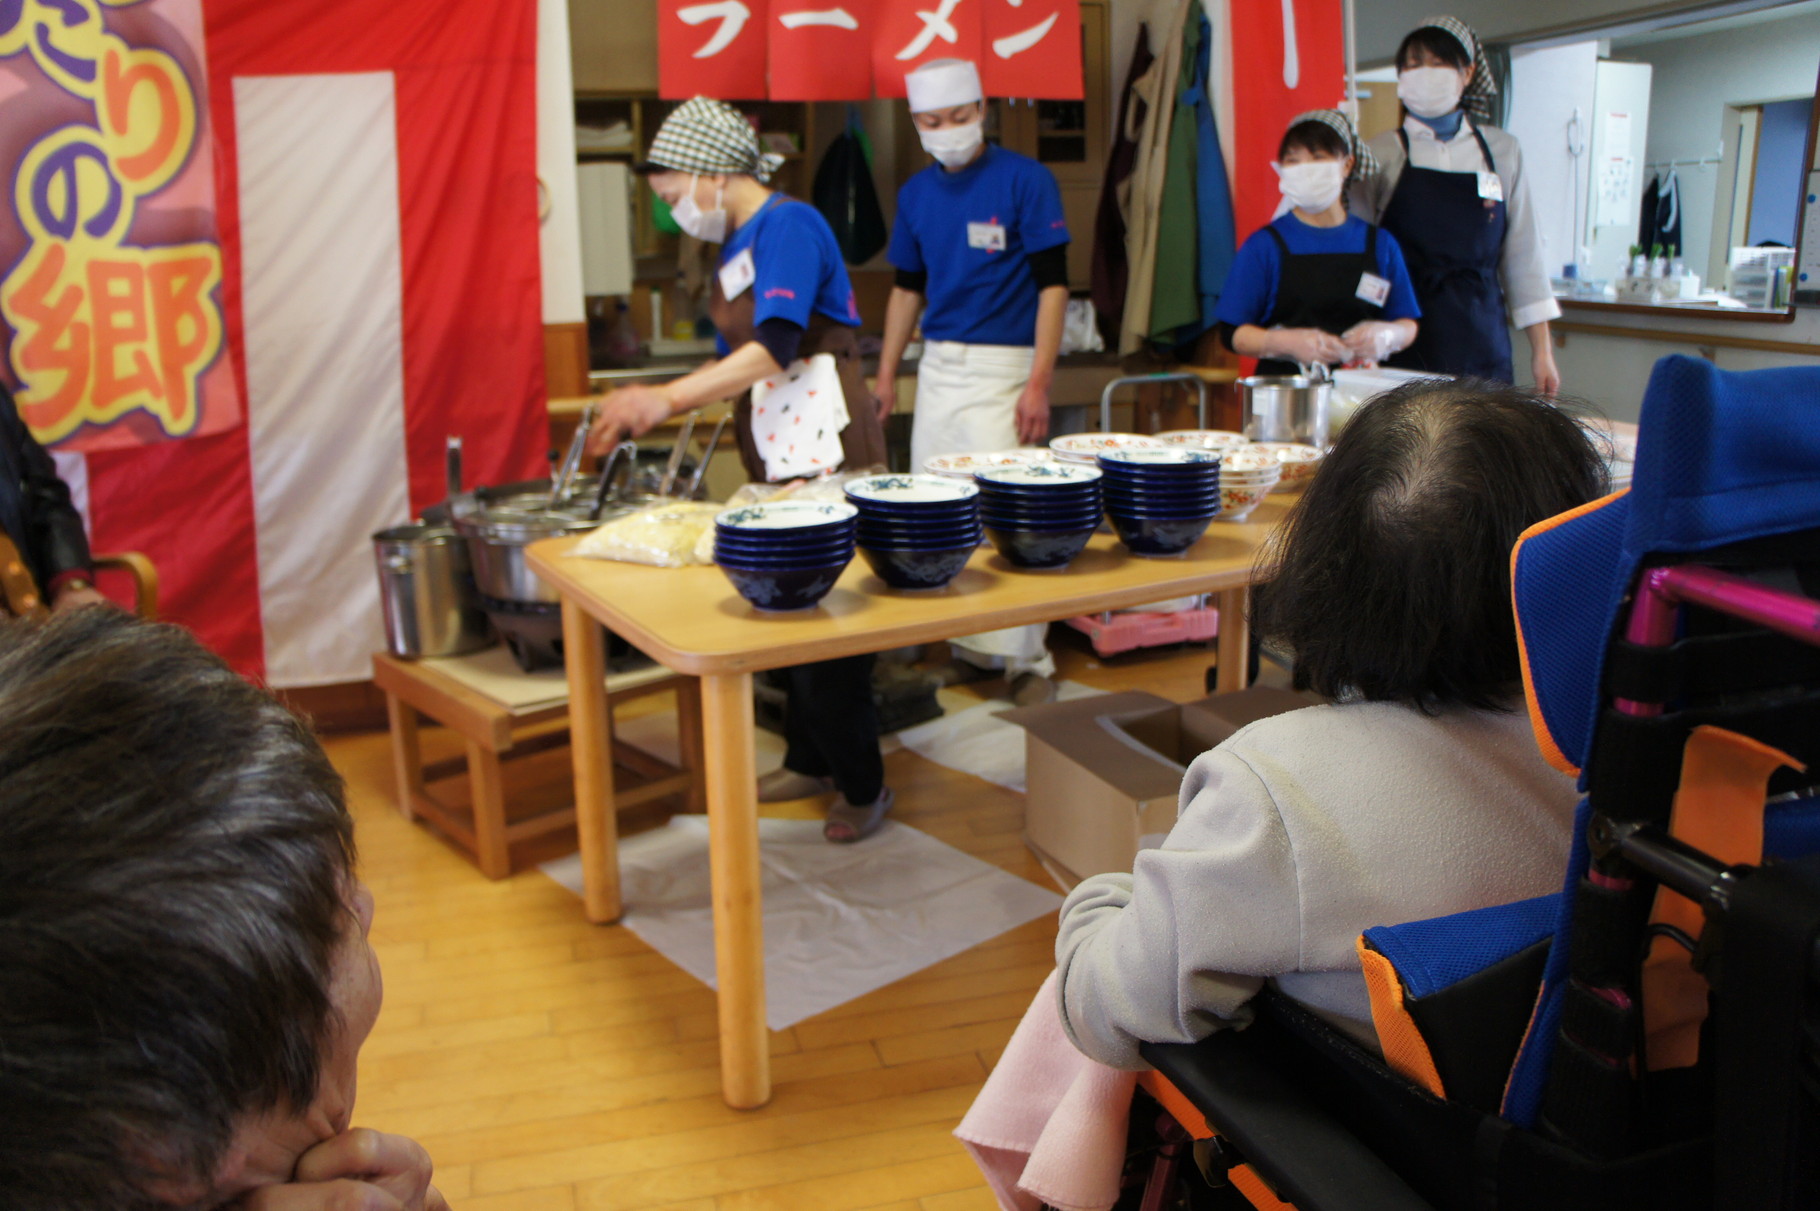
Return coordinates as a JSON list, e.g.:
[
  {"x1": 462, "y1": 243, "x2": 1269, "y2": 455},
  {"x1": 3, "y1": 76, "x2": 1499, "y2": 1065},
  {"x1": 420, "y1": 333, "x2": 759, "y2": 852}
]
[
  {"x1": 0, "y1": 384, "x2": 91, "y2": 585},
  {"x1": 1027, "y1": 243, "x2": 1070, "y2": 290},
  {"x1": 894, "y1": 268, "x2": 928, "y2": 293},
  {"x1": 1216, "y1": 322, "x2": 1240, "y2": 354},
  {"x1": 751, "y1": 317, "x2": 805, "y2": 370}
]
